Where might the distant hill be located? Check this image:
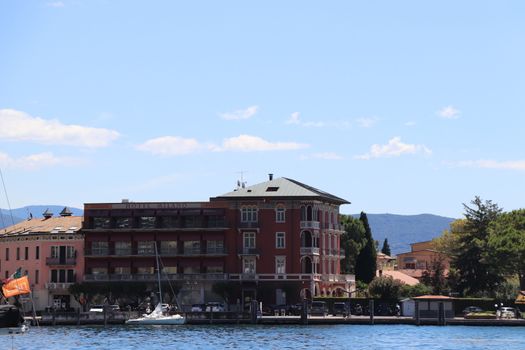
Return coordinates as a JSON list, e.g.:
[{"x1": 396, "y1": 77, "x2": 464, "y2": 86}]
[
  {"x1": 0, "y1": 205, "x2": 84, "y2": 229},
  {"x1": 351, "y1": 213, "x2": 456, "y2": 256}
]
